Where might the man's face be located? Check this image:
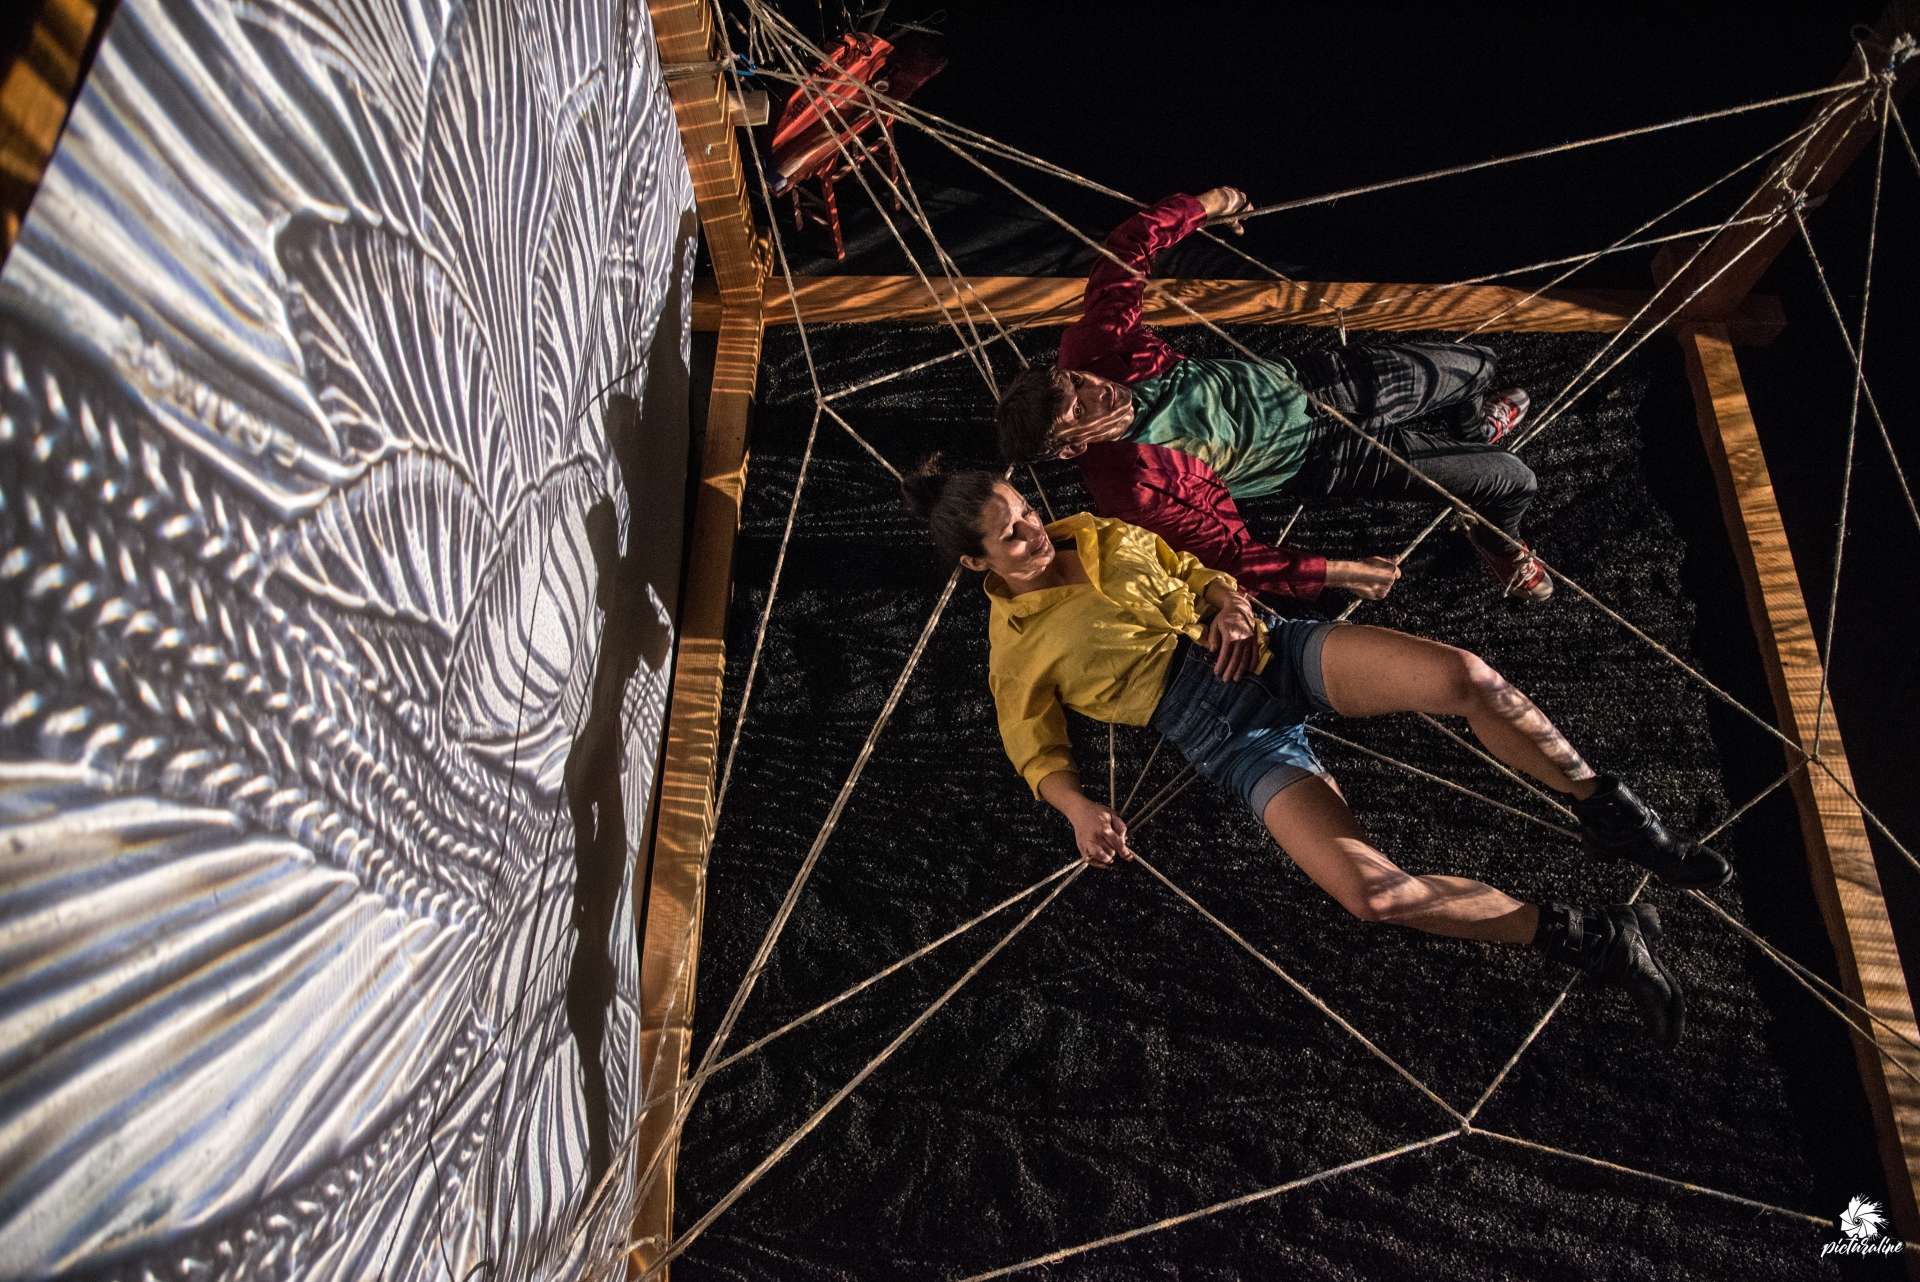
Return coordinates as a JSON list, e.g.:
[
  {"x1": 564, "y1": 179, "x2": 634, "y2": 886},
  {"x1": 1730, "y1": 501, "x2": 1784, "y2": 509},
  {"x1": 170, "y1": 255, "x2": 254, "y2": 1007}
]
[{"x1": 1049, "y1": 369, "x2": 1134, "y2": 458}]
